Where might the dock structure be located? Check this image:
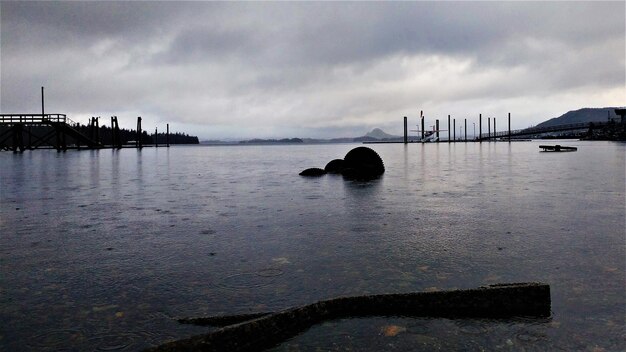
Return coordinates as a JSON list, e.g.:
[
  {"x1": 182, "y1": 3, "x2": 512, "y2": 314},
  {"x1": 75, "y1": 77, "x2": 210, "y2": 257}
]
[
  {"x1": 1, "y1": 87, "x2": 170, "y2": 152},
  {"x1": 0, "y1": 114, "x2": 100, "y2": 152},
  {"x1": 0, "y1": 114, "x2": 169, "y2": 152},
  {"x1": 368, "y1": 112, "x2": 616, "y2": 145},
  {"x1": 410, "y1": 112, "x2": 615, "y2": 143}
]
